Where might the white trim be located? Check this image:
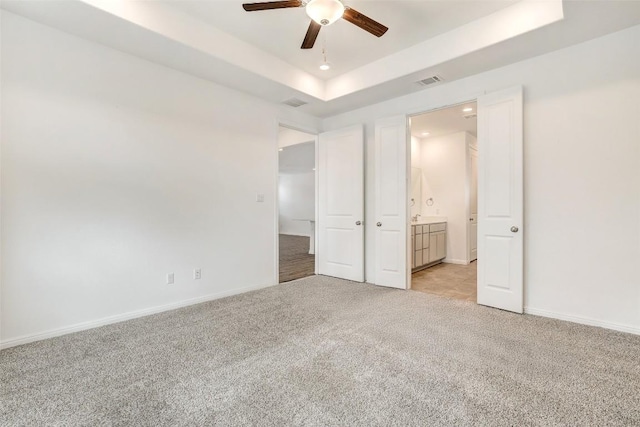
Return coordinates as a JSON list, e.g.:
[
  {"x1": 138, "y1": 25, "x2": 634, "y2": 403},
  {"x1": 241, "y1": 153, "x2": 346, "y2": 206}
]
[
  {"x1": 314, "y1": 133, "x2": 319, "y2": 275},
  {"x1": 443, "y1": 259, "x2": 469, "y2": 265},
  {"x1": 275, "y1": 121, "x2": 319, "y2": 280},
  {"x1": 0, "y1": 282, "x2": 275, "y2": 350},
  {"x1": 273, "y1": 120, "x2": 281, "y2": 287},
  {"x1": 524, "y1": 307, "x2": 640, "y2": 336},
  {"x1": 279, "y1": 232, "x2": 312, "y2": 238}
]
